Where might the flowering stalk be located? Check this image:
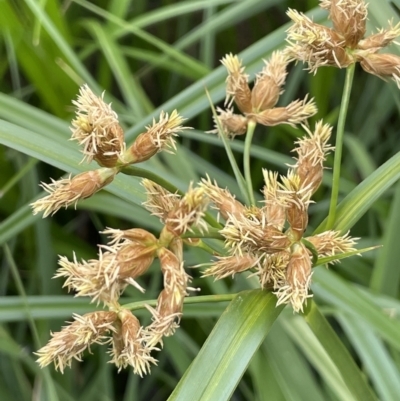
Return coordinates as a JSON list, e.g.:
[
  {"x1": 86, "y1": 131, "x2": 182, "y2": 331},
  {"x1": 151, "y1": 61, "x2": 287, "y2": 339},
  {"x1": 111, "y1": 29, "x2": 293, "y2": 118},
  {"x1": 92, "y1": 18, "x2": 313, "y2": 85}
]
[
  {"x1": 326, "y1": 63, "x2": 355, "y2": 229},
  {"x1": 121, "y1": 165, "x2": 184, "y2": 195},
  {"x1": 206, "y1": 90, "x2": 250, "y2": 205},
  {"x1": 243, "y1": 119, "x2": 257, "y2": 206}
]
